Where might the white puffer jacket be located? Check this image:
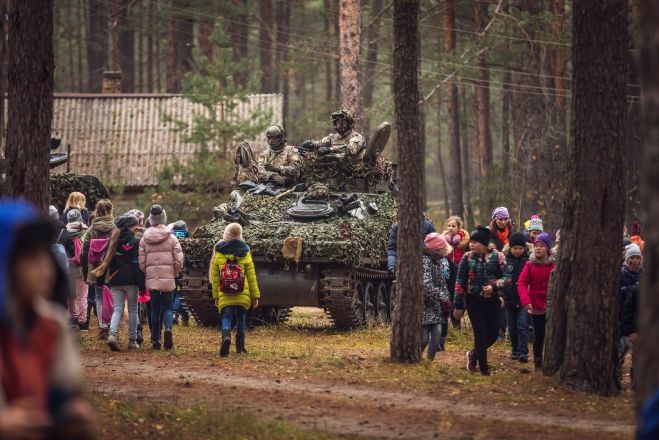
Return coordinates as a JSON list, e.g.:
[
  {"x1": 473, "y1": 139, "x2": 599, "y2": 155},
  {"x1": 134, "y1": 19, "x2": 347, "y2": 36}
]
[{"x1": 139, "y1": 225, "x2": 183, "y2": 292}]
